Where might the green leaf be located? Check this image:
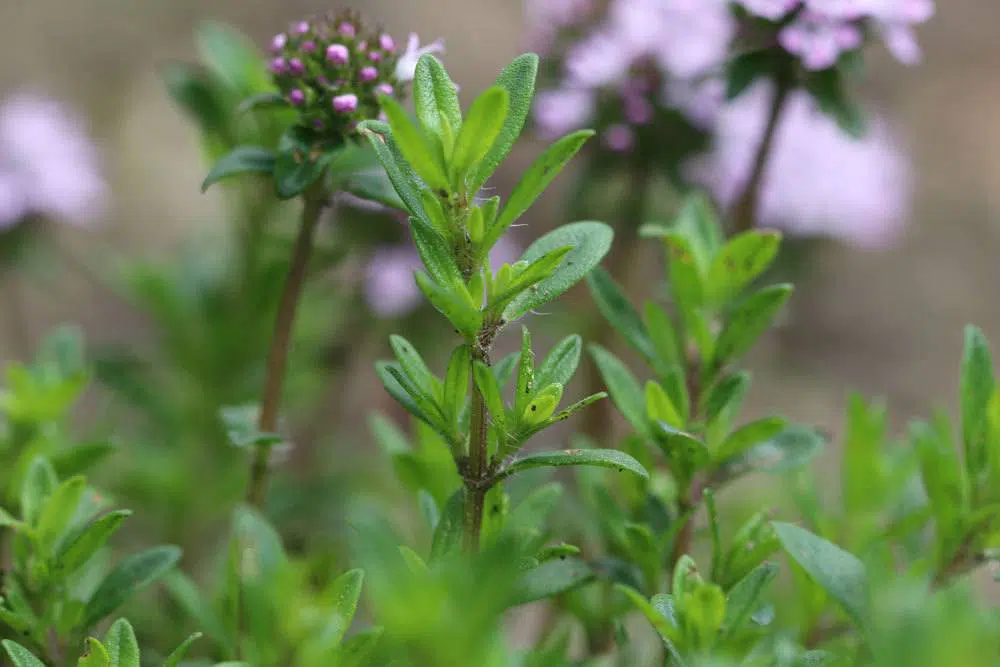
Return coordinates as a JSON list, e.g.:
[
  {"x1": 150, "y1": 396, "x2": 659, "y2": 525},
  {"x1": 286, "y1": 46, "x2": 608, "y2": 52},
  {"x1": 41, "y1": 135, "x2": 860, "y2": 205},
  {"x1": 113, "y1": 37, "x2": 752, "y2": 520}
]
[
  {"x1": 487, "y1": 129, "x2": 593, "y2": 247},
  {"x1": 414, "y1": 272, "x2": 483, "y2": 337},
  {"x1": 161, "y1": 63, "x2": 229, "y2": 140},
  {"x1": 715, "y1": 417, "x2": 787, "y2": 462},
  {"x1": 201, "y1": 146, "x2": 275, "y2": 191},
  {"x1": 164, "y1": 572, "x2": 229, "y2": 655},
  {"x1": 333, "y1": 627, "x2": 384, "y2": 667},
  {"x1": 721, "y1": 563, "x2": 778, "y2": 637},
  {"x1": 451, "y1": 86, "x2": 509, "y2": 183},
  {"x1": 442, "y1": 345, "x2": 471, "y2": 427},
  {"x1": 535, "y1": 335, "x2": 582, "y2": 390},
  {"x1": 961, "y1": 326, "x2": 995, "y2": 486},
  {"x1": 79, "y1": 637, "x2": 111, "y2": 667},
  {"x1": 474, "y1": 361, "x2": 508, "y2": 435},
  {"x1": 57, "y1": 510, "x2": 132, "y2": 574},
  {"x1": 714, "y1": 284, "x2": 793, "y2": 367},
  {"x1": 509, "y1": 557, "x2": 595, "y2": 606},
  {"x1": 473, "y1": 54, "x2": 539, "y2": 189},
  {"x1": 725, "y1": 50, "x2": 784, "y2": 101},
  {"x1": 219, "y1": 404, "x2": 282, "y2": 449},
  {"x1": 37, "y1": 474, "x2": 87, "y2": 553},
  {"x1": 514, "y1": 327, "x2": 536, "y2": 418},
  {"x1": 105, "y1": 618, "x2": 141, "y2": 667},
  {"x1": 413, "y1": 54, "x2": 461, "y2": 150},
  {"x1": 195, "y1": 21, "x2": 268, "y2": 95},
  {"x1": 380, "y1": 96, "x2": 449, "y2": 190},
  {"x1": 643, "y1": 302, "x2": 681, "y2": 370},
  {"x1": 84, "y1": 546, "x2": 182, "y2": 628},
  {"x1": 729, "y1": 425, "x2": 825, "y2": 473},
  {"x1": 162, "y1": 633, "x2": 203, "y2": 667},
  {"x1": 589, "y1": 344, "x2": 652, "y2": 439},
  {"x1": 2, "y1": 641, "x2": 45, "y2": 667},
  {"x1": 410, "y1": 223, "x2": 464, "y2": 287},
  {"x1": 661, "y1": 232, "x2": 704, "y2": 328},
  {"x1": 376, "y1": 361, "x2": 437, "y2": 429},
  {"x1": 615, "y1": 587, "x2": 684, "y2": 663},
  {"x1": 490, "y1": 247, "x2": 574, "y2": 312},
  {"x1": 772, "y1": 522, "x2": 872, "y2": 637},
  {"x1": 234, "y1": 91, "x2": 288, "y2": 114},
  {"x1": 272, "y1": 127, "x2": 331, "y2": 199},
  {"x1": 342, "y1": 168, "x2": 406, "y2": 211},
  {"x1": 493, "y1": 352, "x2": 520, "y2": 388},
  {"x1": 357, "y1": 120, "x2": 427, "y2": 224},
  {"x1": 704, "y1": 372, "x2": 750, "y2": 427},
  {"x1": 50, "y1": 442, "x2": 116, "y2": 479},
  {"x1": 21, "y1": 456, "x2": 57, "y2": 526},
  {"x1": 646, "y1": 381, "x2": 683, "y2": 429},
  {"x1": 806, "y1": 67, "x2": 867, "y2": 138},
  {"x1": 504, "y1": 222, "x2": 613, "y2": 321},
  {"x1": 390, "y1": 335, "x2": 442, "y2": 405},
  {"x1": 706, "y1": 230, "x2": 781, "y2": 306},
  {"x1": 500, "y1": 449, "x2": 648, "y2": 481},
  {"x1": 327, "y1": 569, "x2": 365, "y2": 646},
  {"x1": 587, "y1": 267, "x2": 656, "y2": 364},
  {"x1": 430, "y1": 489, "x2": 465, "y2": 562},
  {"x1": 912, "y1": 421, "x2": 966, "y2": 535}
]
